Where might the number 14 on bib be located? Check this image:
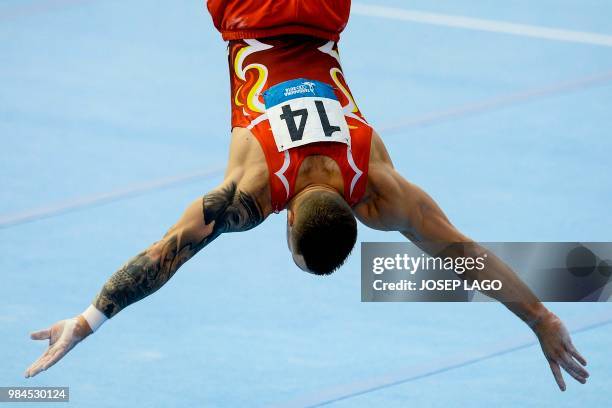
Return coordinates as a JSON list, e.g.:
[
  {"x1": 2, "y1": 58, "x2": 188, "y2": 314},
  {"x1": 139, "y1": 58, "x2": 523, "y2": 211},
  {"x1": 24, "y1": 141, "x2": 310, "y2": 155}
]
[{"x1": 263, "y1": 79, "x2": 350, "y2": 152}]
